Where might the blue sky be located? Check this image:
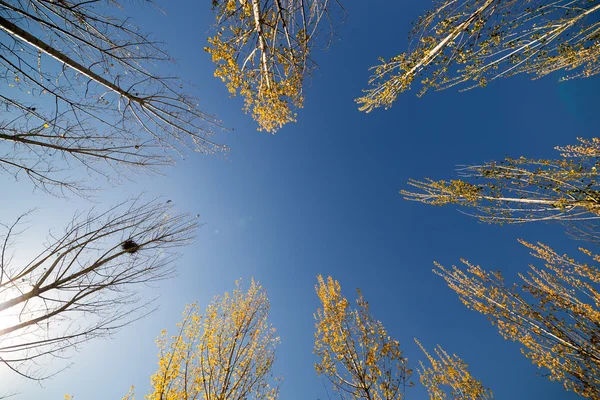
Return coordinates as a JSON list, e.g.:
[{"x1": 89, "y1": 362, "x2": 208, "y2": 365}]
[{"x1": 3, "y1": 1, "x2": 600, "y2": 399}]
